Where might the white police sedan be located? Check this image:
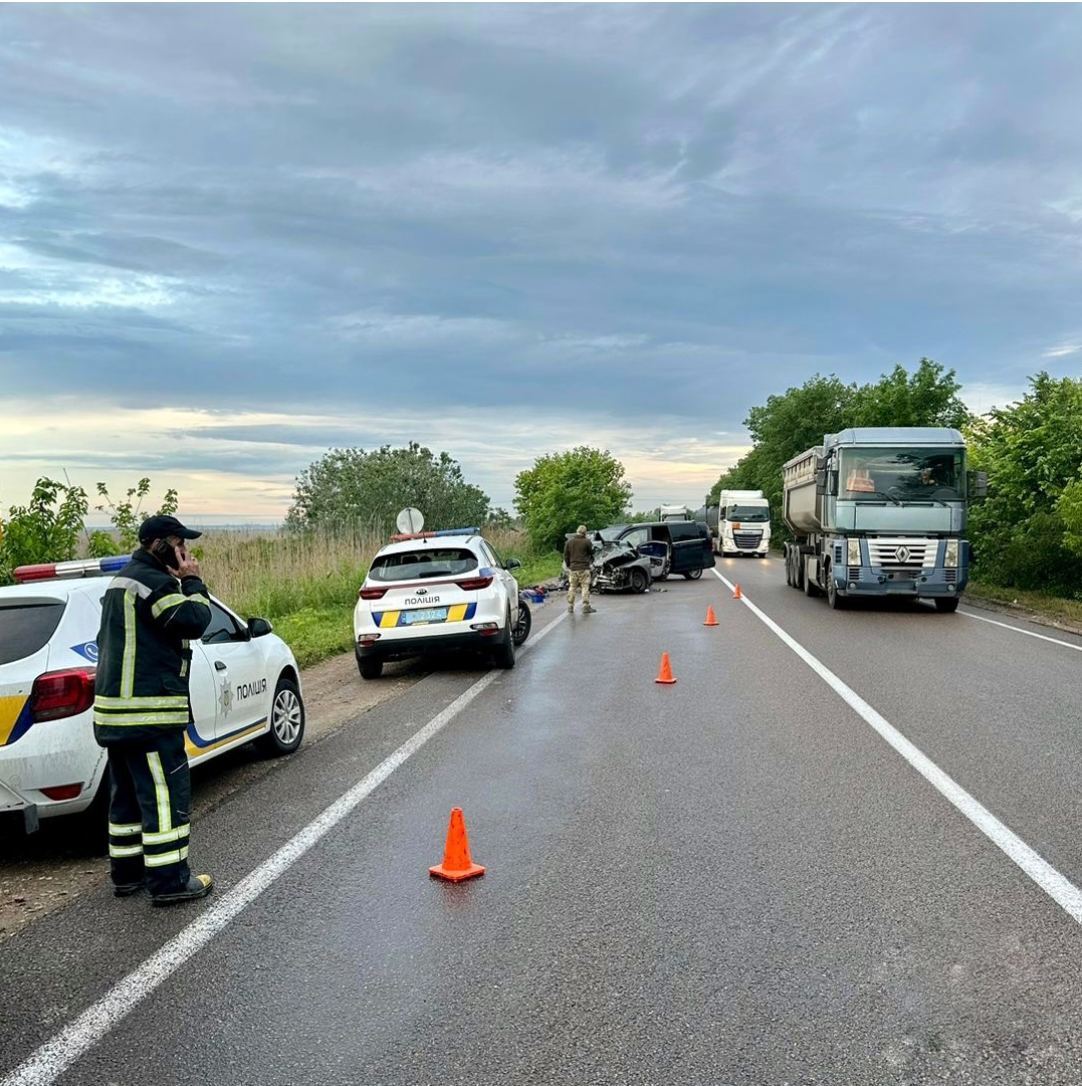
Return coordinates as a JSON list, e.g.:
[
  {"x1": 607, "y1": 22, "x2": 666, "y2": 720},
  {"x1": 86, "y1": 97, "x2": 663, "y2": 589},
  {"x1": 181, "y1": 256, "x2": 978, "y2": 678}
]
[
  {"x1": 353, "y1": 528, "x2": 525, "y2": 679},
  {"x1": 0, "y1": 556, "x2": 305, "y2": 835}
]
